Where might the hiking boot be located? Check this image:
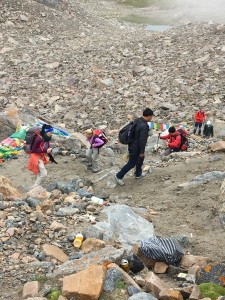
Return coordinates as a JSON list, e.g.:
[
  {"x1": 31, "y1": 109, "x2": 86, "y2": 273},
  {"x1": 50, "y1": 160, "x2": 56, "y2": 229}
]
[
  {"x1": 92, "y1": 168, "x2": 101, "y2": 173},
  {"x1": 81, "y1": 158, "x2": 88, "y2": 162},
  {"x1": 114, "y1": 174, "x2": 125, "y2": 186},
  {"x1": 135, "y1": 172, "x2": 146, "y2": 179}
]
